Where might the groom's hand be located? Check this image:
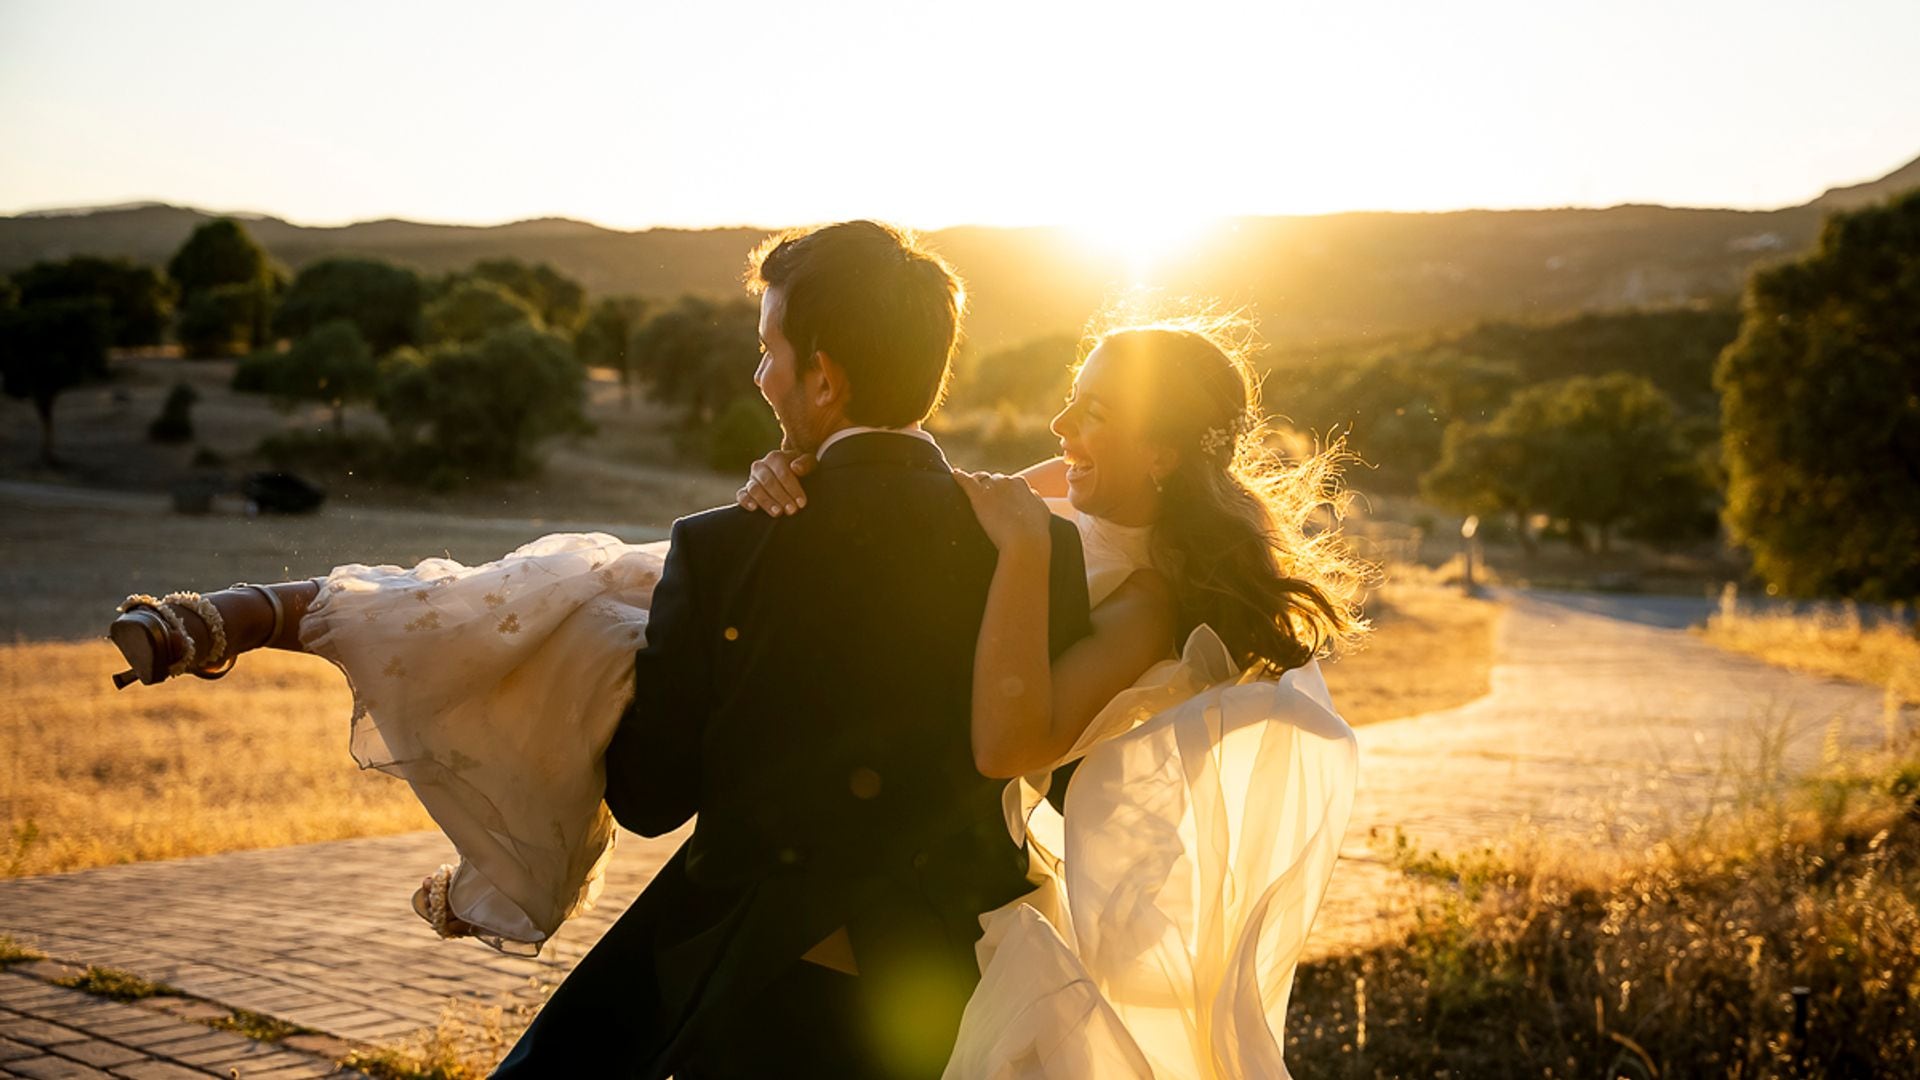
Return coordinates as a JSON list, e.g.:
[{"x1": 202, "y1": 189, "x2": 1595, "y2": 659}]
[{"x1": 737, "y1": 450, "x2": 816, "y2": 516}]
